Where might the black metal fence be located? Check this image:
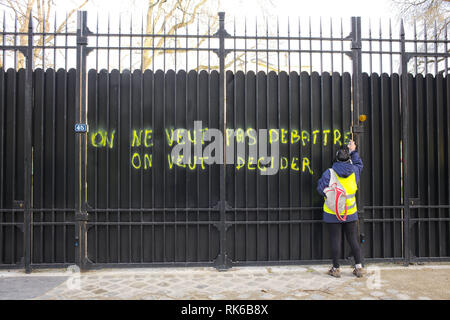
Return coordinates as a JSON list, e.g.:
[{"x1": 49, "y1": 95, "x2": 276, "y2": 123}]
[{"x1": 0, "y1": 11, "x2": 448, "y2": 272}]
